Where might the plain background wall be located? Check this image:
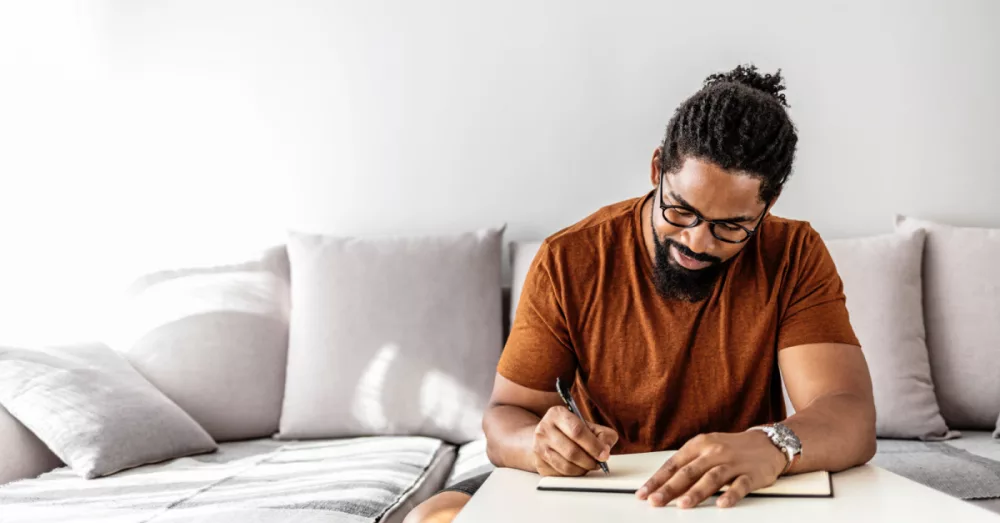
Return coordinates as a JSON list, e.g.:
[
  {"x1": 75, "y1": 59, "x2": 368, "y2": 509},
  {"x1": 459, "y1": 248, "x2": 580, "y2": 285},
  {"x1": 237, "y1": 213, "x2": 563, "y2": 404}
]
[{"x1": 1, "y1": 0, "x2": 999, "y2": 345}]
